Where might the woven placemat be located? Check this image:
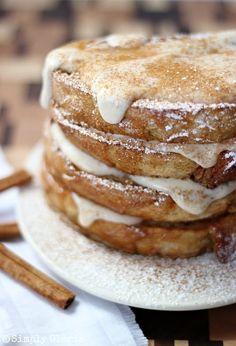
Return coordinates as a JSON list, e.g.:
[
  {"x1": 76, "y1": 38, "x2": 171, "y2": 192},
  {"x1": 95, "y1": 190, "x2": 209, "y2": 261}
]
[{"x1": 135, "y1": 305, "x2": 236, "y2": 345}]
